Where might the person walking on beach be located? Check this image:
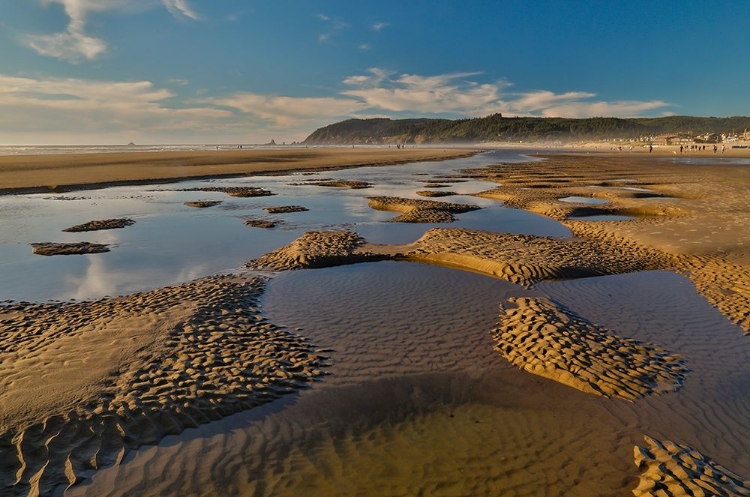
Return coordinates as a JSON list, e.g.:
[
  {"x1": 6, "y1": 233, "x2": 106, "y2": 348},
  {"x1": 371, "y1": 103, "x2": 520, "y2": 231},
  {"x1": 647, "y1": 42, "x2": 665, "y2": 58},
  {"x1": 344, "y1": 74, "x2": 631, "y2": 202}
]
[{"x1": 649, "y1": 145, "x2": 653, "y2": 153}]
